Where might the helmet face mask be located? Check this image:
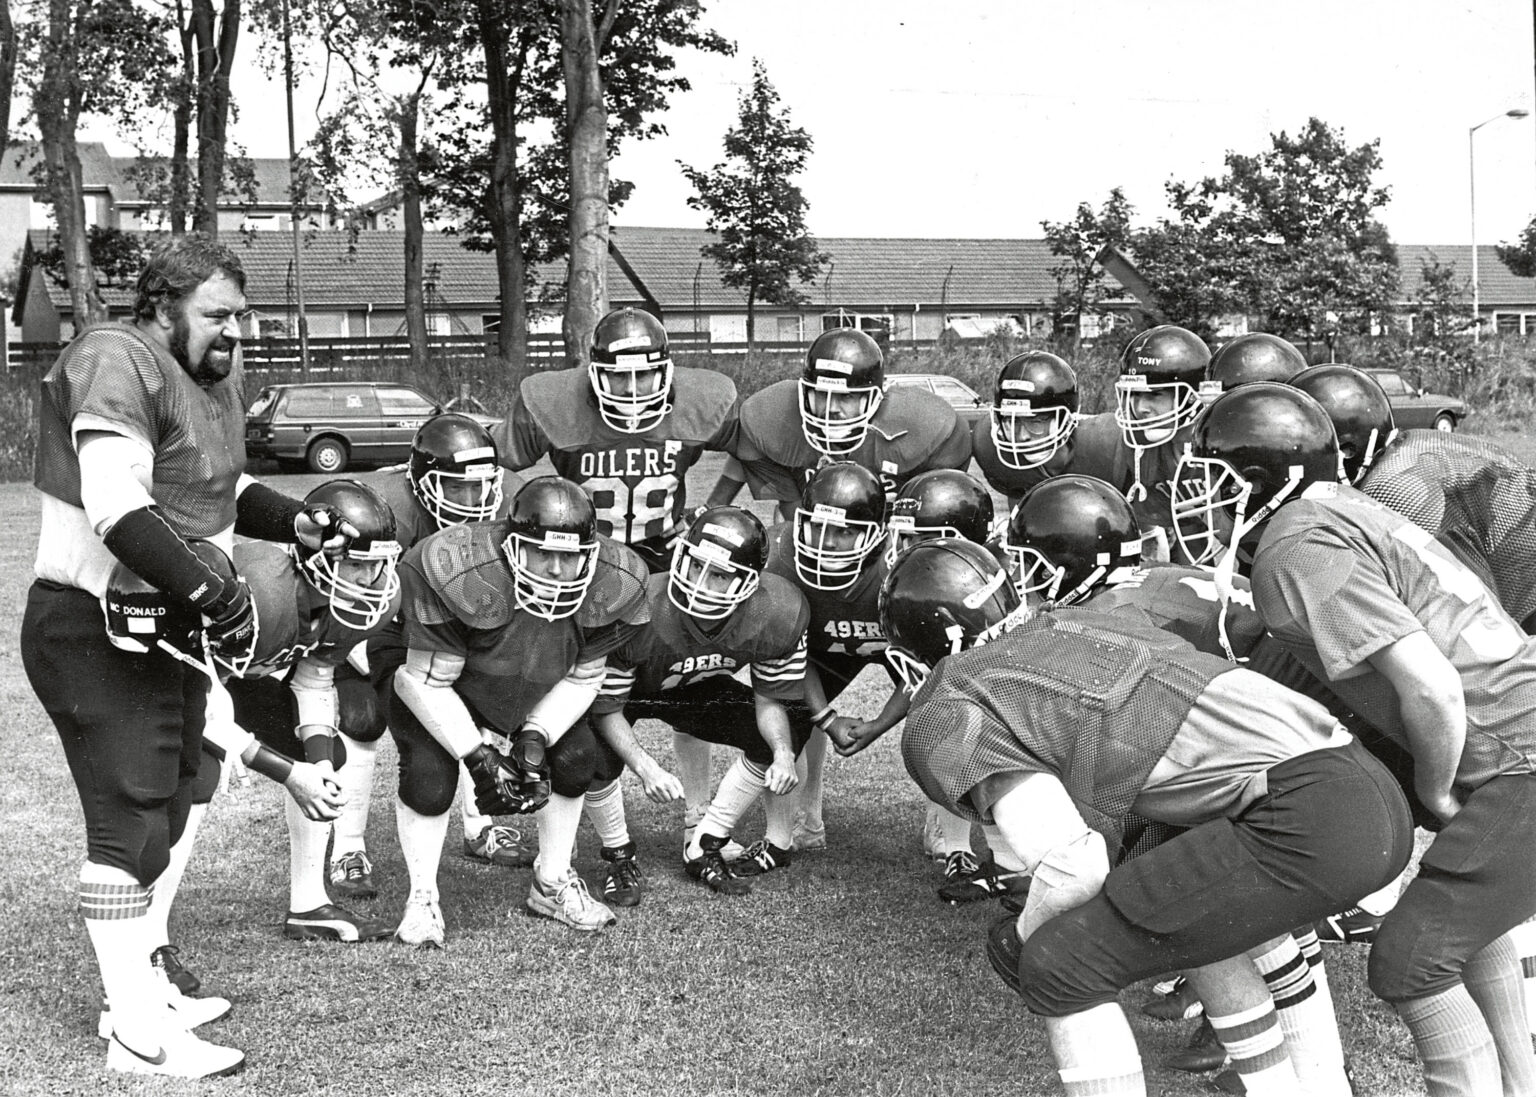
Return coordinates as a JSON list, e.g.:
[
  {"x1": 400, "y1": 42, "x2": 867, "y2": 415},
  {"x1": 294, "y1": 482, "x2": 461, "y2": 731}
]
[
  {"x1": 1002, "y1": 475, "x2": 1143, "y2": 605},
  {"x1": 883, "y1": 470, "x2": 994, "y2": 568},
  {"x1": 668, "y1": 507, "x2": 767, "y2": 620},
  {"x1": 1116, "y1": 325, "x2": 1211, "y2": 450},
  {"x1": 590, "y1": 308, "x2": 674, "y2": 434},
  {"x1": 1170, "y1": 452, "x2": 1254, "y2": 566},
  {"x1": 298, "y1": 480, "x2": 402, "y2": 632},
  {"x1": 991, "y1": 352, "x2": 1079, "y2": 470},
  {"x1": 409, "y1": 414, "x2": 505, "y2": 527},
  {"x1": 799, "y1": 329, "x2": 886, "y2": 456},
  {"x1": 794, "y1": 505, "x2": 883, "y2": 590},
  {"x1": 502, "y1": 477, "x2": 600, "y2": 621}
]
